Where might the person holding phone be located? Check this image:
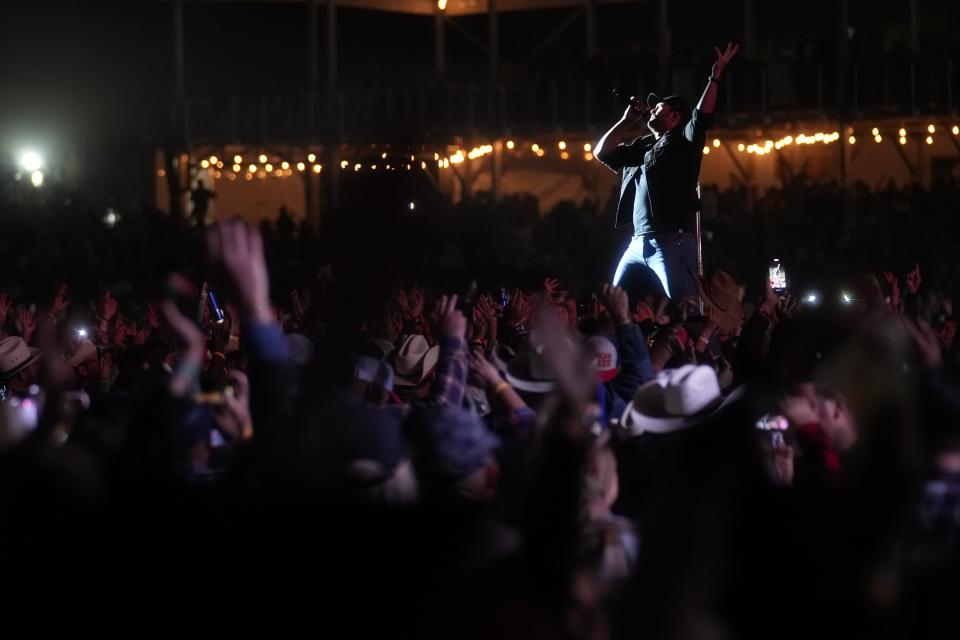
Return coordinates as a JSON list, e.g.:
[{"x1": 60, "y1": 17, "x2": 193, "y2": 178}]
[{"x1": 595, "y1": 43, "x2": 739, "y2": 304}]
